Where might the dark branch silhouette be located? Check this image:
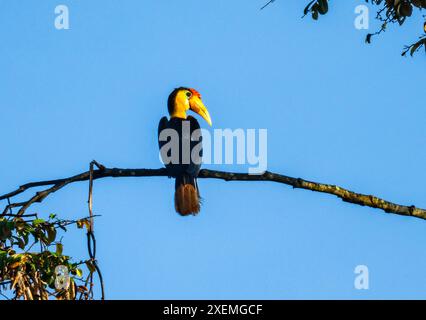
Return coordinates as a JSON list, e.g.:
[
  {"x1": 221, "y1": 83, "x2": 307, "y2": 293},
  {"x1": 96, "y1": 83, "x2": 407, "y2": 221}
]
[
  {"x1": 261, "y1": 0, "x2": 426, "y2": 56},
  {"x1": 260, "y1": 0, "x2": 275, "y2": 10},
  {"x1": 1, "y1": 163, "x2": 426, "y2": 221}
]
